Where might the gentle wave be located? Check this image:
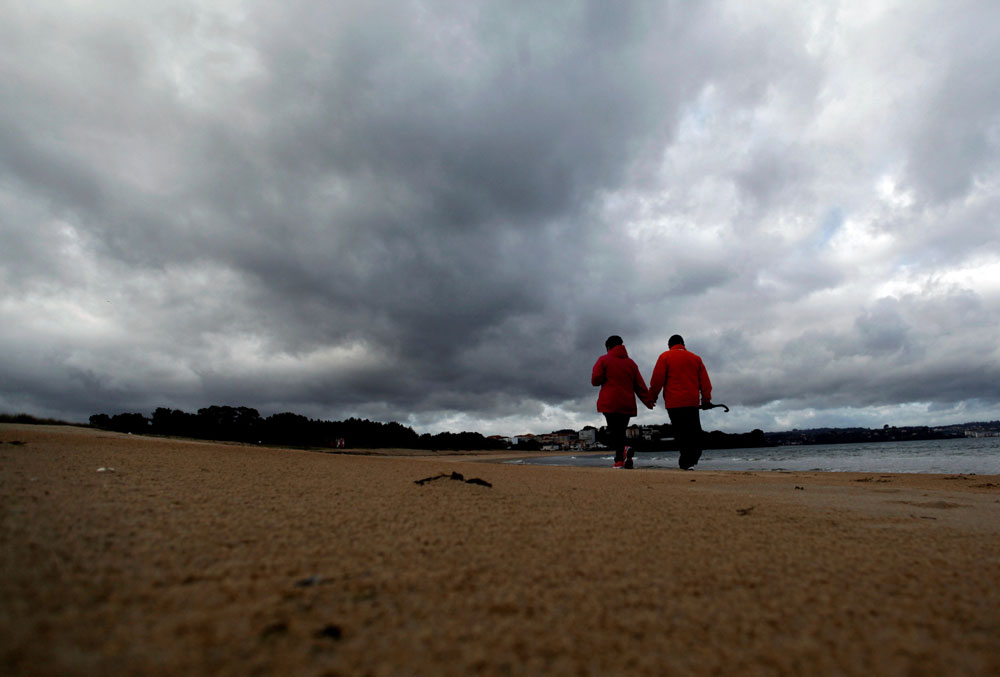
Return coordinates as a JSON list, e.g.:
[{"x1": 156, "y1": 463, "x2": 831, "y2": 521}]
[{"x1": 510, "y1": 437, "x2": 1000, "y2": 474}]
